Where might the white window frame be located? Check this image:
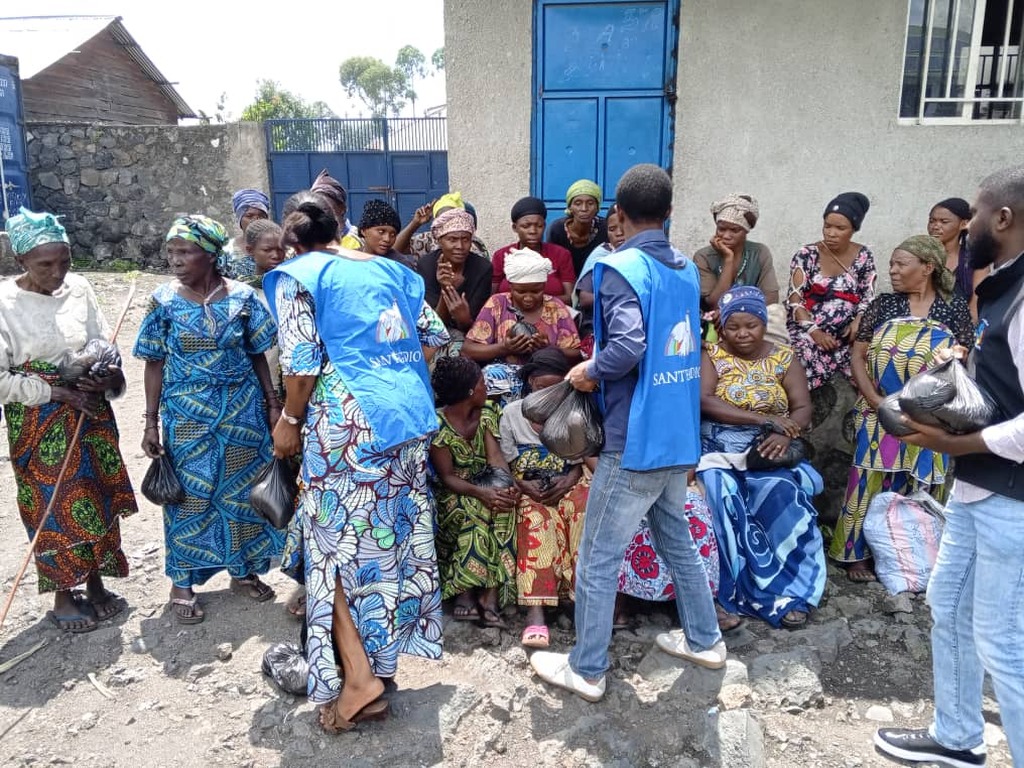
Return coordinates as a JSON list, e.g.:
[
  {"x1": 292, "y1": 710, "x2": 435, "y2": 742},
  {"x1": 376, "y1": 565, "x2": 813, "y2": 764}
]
[{"x1": 899, "y1": 0, "x2": 1024, "y2": 125}]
